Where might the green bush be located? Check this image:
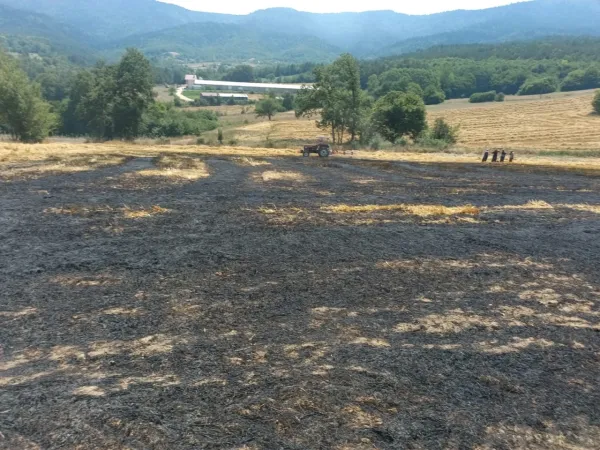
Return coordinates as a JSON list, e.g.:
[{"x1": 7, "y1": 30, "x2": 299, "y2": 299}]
[
  {"x1": 415, "y1": 130, "x2": 451, "y2": 149},
  {"x1": 423, "y1": 86, "x2": 446, "y2": 105},
  {"x1": 518, "y1": 77, "x2": 557, "y2": 96},
  {"x1": 431, "y1": 118, "x2": 459, "y2": 144},
  {"x1": 495, "y1": 92, "x2": 506, "y2": 102},
  {"x1": 562, "y1": 67, "x2": 600, "y2": 92},
  {"x1": 469, "y1": 91, "x2": 497, "y2": 103},
  {"x1": 593, "y1": 90, "x2": 600, "y2": 114},
  {"x1": 142, "y1": 103, "x2": 218, "y2": 137},
  {"x1": 370, "y1": 136, "x2": 382, "y2": 150}
]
